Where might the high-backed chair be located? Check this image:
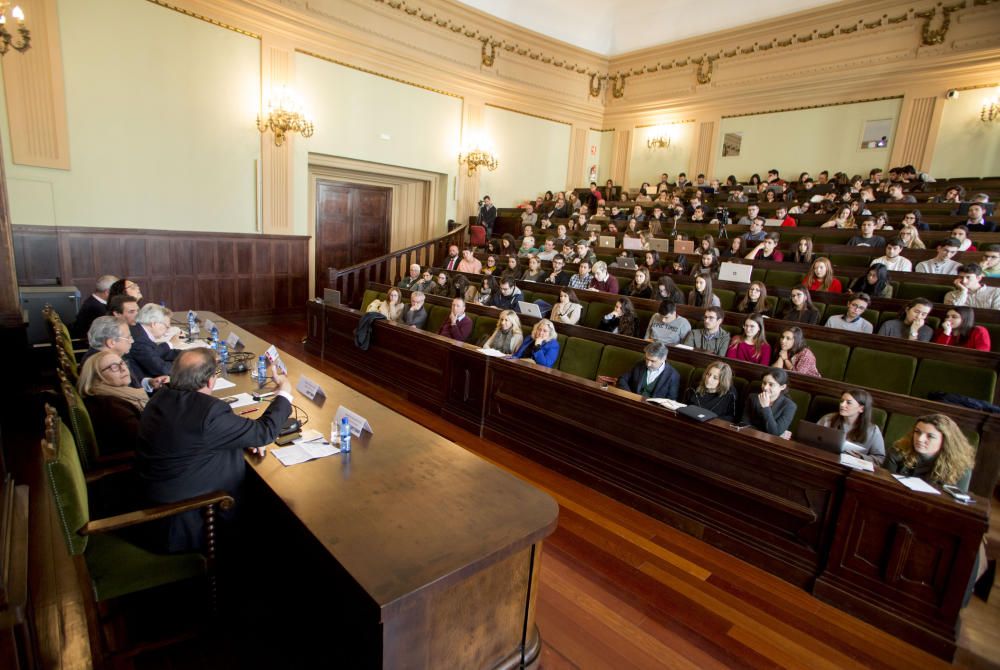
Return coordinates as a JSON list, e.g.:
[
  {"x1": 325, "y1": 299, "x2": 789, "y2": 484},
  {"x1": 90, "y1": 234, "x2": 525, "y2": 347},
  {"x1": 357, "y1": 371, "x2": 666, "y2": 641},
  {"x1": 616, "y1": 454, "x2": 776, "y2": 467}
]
[{"x1": 42, "y1": 405, "x2": 233, "y2": 670}]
